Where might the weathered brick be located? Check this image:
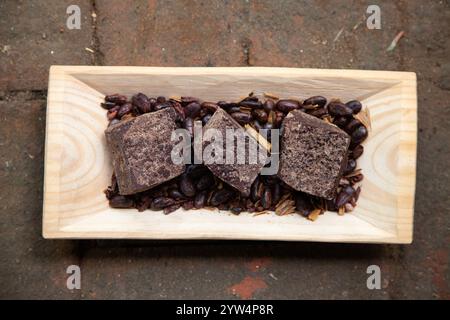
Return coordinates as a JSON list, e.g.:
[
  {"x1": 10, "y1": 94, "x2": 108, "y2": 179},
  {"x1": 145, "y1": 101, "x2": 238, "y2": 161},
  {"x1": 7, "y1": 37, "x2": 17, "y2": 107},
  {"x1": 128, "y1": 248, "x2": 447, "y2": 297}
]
[
  {"x1": 0, "y1": 0, "x2": 93, "y2": 91},
  {"x1": 96, "y1": 0, "x2": 247, "y2": 66}
]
